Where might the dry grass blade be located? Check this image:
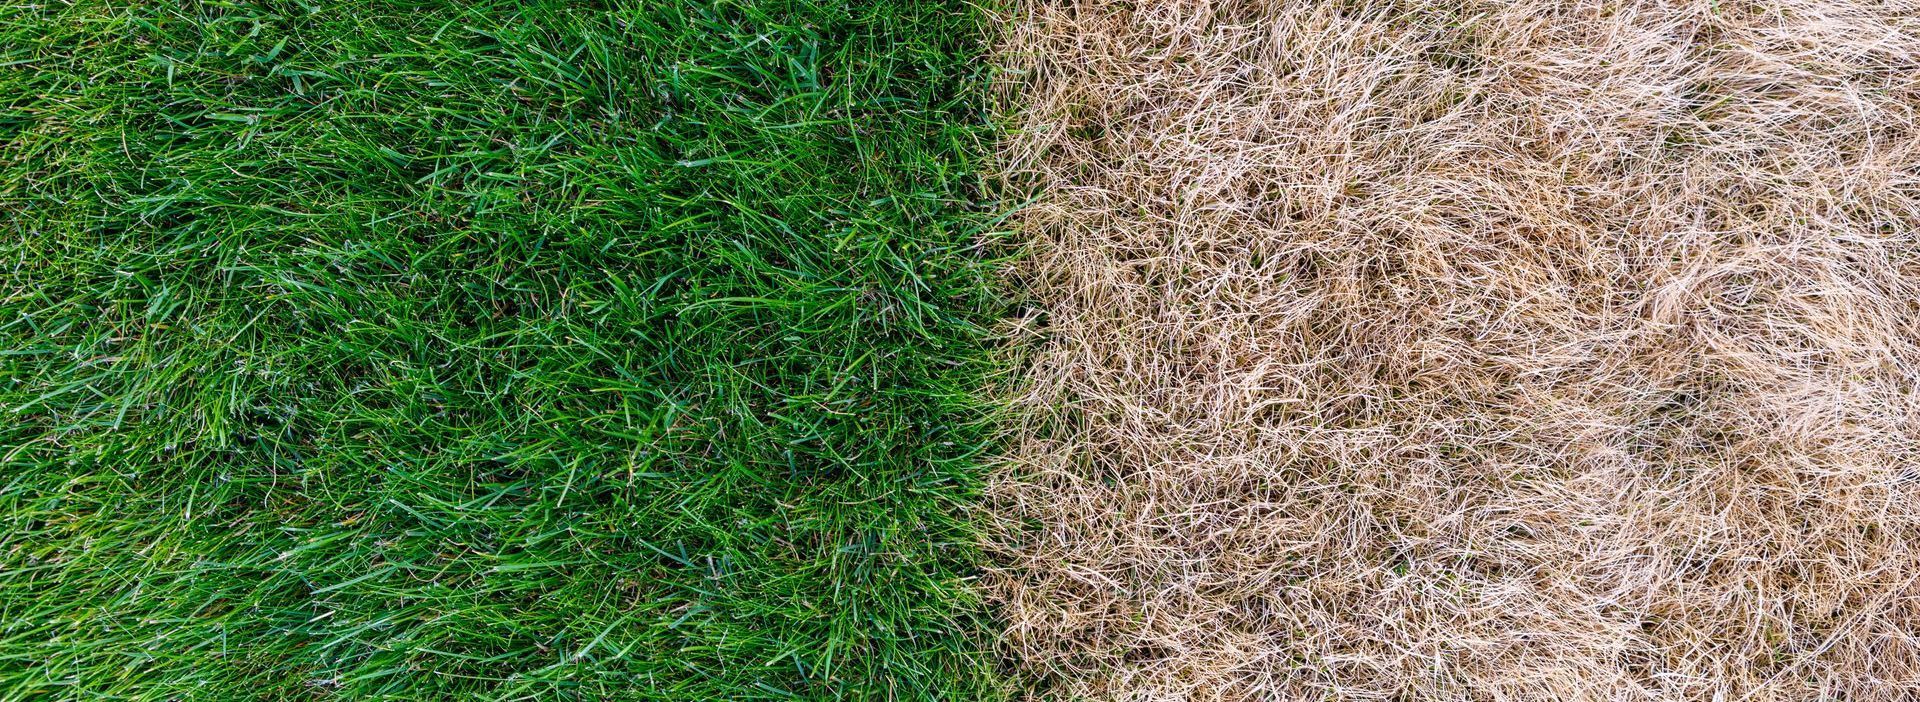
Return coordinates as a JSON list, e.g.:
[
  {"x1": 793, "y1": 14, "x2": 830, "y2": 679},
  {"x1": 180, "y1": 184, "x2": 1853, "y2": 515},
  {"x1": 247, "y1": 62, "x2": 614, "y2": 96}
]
[{"x1": 986, "y1": 1, "x2": 1920, "y2": 699}]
